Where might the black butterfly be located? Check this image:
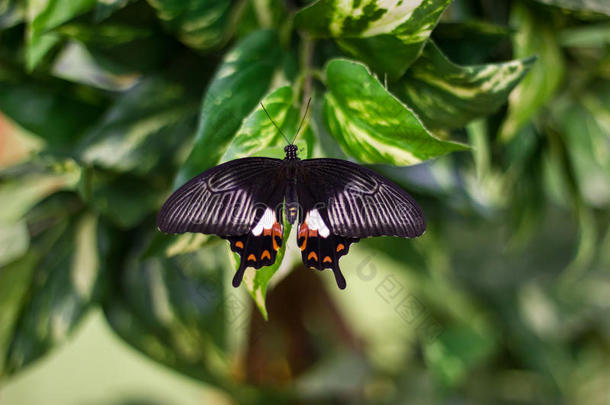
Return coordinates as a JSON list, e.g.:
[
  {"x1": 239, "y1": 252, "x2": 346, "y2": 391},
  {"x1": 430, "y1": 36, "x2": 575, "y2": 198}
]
[{"x1": 157, "y1": 101, "x2": 425, "y2": 289}]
